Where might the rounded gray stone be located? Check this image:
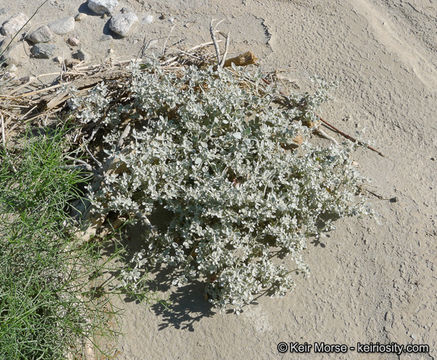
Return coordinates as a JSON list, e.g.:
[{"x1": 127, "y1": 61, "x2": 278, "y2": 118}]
[
  {"x1": 30, "y1": 43, "x2": 56, "y2": 59},
  {"x1": 26, "y1": 25, "x2": 54, "y2": 44},
  {"x1": 1, "y1": 41, "x2": 29, "y2": 65},
  {"x1": 109, "y1": 12, "x2": 138, "y2": 37},
  {"x1": 74, "y1": 13, "x2": 87, "y2": 22},
  {"x1": 48, "y1": 16, "x2": 75, "y2": 35},
  {"x1": 1, "y1": 13, "x2": 29, "y2": 36},
  {"x1": 87, "y1": 0, "x2": 118, "y2": 15}
]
